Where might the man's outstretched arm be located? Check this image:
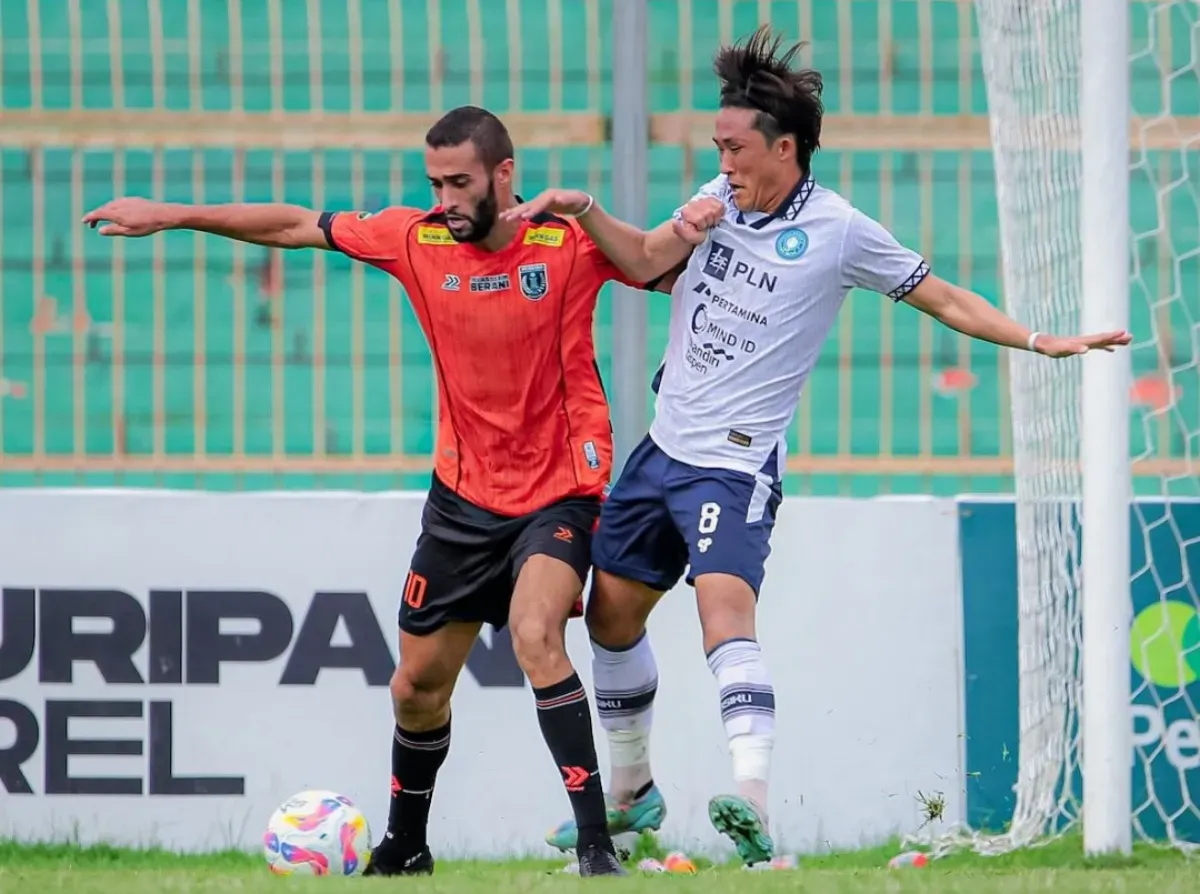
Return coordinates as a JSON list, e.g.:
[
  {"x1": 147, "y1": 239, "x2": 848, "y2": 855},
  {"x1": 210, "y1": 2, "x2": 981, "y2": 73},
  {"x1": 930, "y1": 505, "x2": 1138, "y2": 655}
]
[
  {"x1": 904, "y1": 275, "x2": 1131, "y2": 357},
  {"x1": 844, "y1": 210, "x2": 1132, "y2": 356},
  {"x1": 83, "y1": 197, "x2": 330, "y2": 249},
  {"x1": 501, "y1": 188, "x2": 719, "y2": 284}
]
